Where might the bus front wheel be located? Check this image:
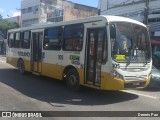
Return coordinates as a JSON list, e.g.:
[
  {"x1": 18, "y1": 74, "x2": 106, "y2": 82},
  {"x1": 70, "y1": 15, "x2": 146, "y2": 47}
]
[
  {"x1": 18, "y1": 60, "x2": 25, "y2": 75},
  {"x1": 66, "y1": 69, "x2": 80, "y2": 91}
]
